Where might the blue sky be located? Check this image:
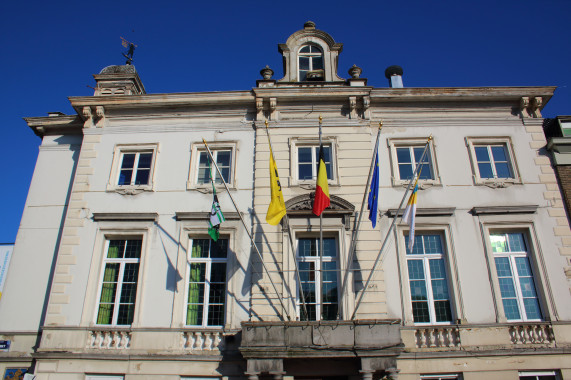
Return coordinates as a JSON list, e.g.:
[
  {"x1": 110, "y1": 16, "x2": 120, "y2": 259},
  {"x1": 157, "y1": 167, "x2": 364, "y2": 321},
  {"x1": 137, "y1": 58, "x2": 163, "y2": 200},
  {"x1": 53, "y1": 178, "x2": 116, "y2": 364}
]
[{"x1": 1, "y1": 0, "x2": 570, "y2": 243}]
